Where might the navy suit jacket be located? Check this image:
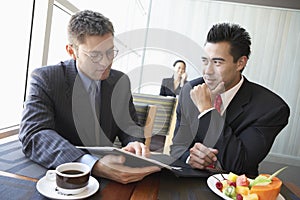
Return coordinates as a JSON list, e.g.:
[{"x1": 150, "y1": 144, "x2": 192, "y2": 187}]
[
  {"x1": 170, "y1": 77, "x2": 290, "y2": 176},
  {"x1": 19, "y1": 59, "x2": 143, "y2": 168}
]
